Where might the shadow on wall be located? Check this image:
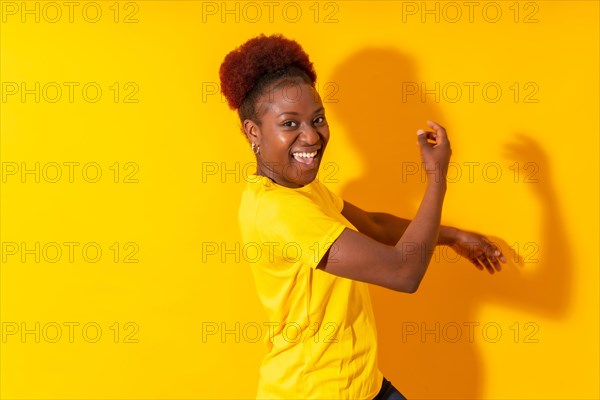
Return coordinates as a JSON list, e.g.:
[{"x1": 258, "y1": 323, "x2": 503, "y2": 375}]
[{"x1": 327, "y1": 47, "x2": 572, "y2": 399}]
